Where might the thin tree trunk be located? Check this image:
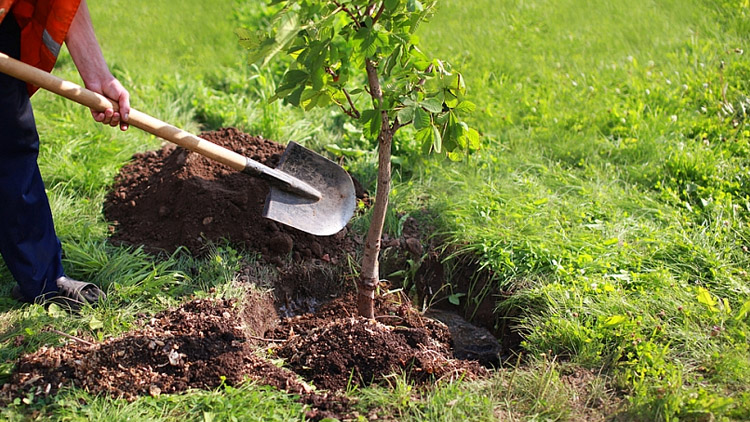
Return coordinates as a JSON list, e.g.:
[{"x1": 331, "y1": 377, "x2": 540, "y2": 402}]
[{"x1": 357, "y1": 58, "x2": 392, "y2": 319}]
